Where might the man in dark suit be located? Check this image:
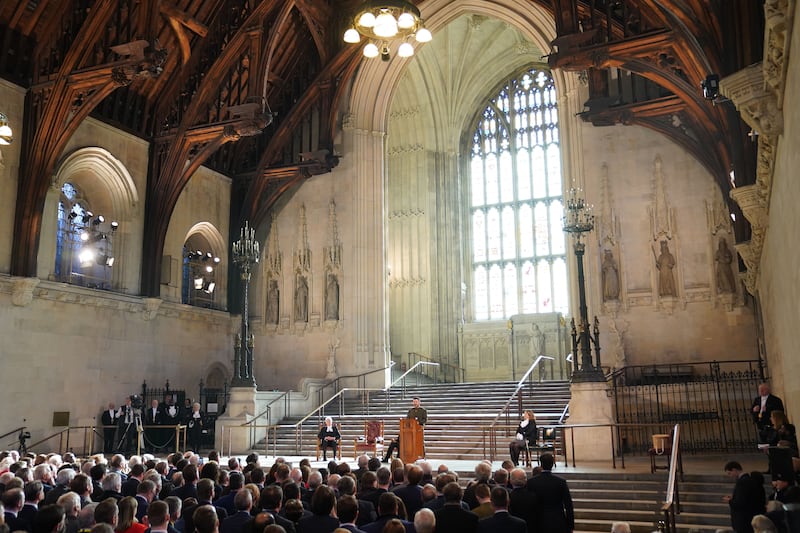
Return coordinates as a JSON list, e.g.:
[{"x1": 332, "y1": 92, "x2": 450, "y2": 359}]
[
  {"x1": 526, "y1": 453, "x2": 573, "y2": 533},
  {"x1": 336, "y1": 495, "x2": 367, "y2": 533},
  {"x1": 317, "y1": 417, "x2": 341, "y2": 461},
  {"x1": 219, "y1": 490, "x2": 252, "y2": 533},
  {"x1": 117, "y1": 397, "x2": 137, "y2": 453},
  {"x1": 362, "y1": 493, "x2": 416, "y2": 533},
  {"x1": 122, "y1": 464, "x2": 145, "y2": 498},
  {"x1": 135, "y1": 480, "x2": 157, "y2": 522},
  {"x1": 433, "y1": 482, "x2": 478, "y2": 533},
  {"x1": 723, "y1": 460, "x2": 765, "y2": 533},
  {"x1": 258, "y1": 485, "x2": 296, "y2": 533},
  {"x1": 101, "y1": 402, "x2": 119, "y2": 453},
  {"x1": 390, "y1": 465, "x2": 424, "y2": 519},
  {"x1": 182, "y1": 479, "x2": 228, "y2": 533},
  {"x1": 3, "y1": 488, "x2": 31, "y2": 532},
  {"x1": 479, "y1": 486, "x2": 527, "y2": 533},
  {"x1": 508, "y1": 467, "x2": 538, "y2": 533},
  {"x1": 143, "y1": 500, "x2": 172, "y2": 533},
  {"x1": 337, "y1": 475, "x2": 376, "y2": 527},
  {"x1": 19, "y1": 481, "x2": 44, "y2": 525},
  {"x1": 296, "y1": 485, "x2": 339, "y2": 533},
  {"x1": 145, "y1": 399, "x2": 163, "y2": 452},
  {"x1": 752, "y1": 383, "x2": 785, "y2": 443}
]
